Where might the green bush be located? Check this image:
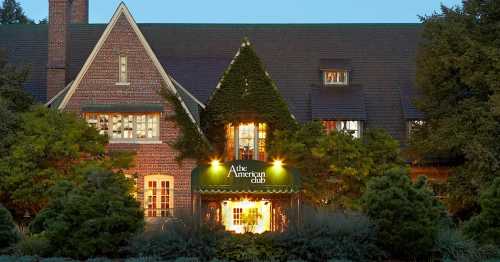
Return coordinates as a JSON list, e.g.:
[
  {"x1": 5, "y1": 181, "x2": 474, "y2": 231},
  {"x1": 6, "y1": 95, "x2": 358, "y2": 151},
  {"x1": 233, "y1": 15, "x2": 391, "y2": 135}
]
[
  {"x1": 14, "y1": 234, "x2": 51, "y2": 257},
  {"x1": 434, "y1": 228, "x2": 497, "y2": 262},
  {"x1": 129, "y1": 221, "x2": 227, "y2": 261},
  {"x1": 0, "y1": 205, "x2": 19, "y2": 253},
  {"x1": 28, "y1": 168, "x2": 144, "y2": 259},
  {"x1": 361, "y1": 168, "x2": 447, "y2": 260},
  {"x1": 464, "y1": 177, "x2": 500, "y2": 247},
  {"x1": 274, "y1": 207, "x2": 381, "y2": 261},
  {"x1": 216, "y1": 233, "x2": 283, "y2": 261}
]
